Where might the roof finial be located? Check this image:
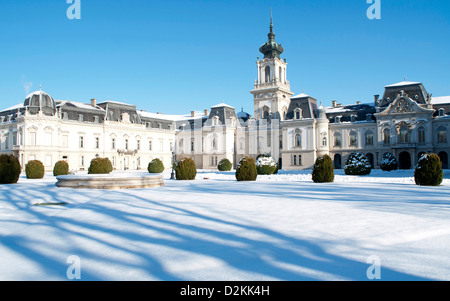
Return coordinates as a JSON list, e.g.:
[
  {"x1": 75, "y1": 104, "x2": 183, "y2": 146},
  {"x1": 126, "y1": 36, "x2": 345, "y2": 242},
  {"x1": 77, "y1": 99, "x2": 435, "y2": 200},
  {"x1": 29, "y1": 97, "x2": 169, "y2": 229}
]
[
  {"x1": 404, "y1": 76, "x2": 407, "y2": 82},
  {"x1": 269, "y1": 8, "x2": 274, "y2": 37}
]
